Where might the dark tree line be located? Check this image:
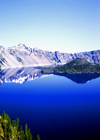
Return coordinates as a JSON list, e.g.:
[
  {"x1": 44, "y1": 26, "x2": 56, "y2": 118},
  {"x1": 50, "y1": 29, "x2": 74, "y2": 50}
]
[{"x1": 0, "y1": 111, "x2": 40, "y2": 140}]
